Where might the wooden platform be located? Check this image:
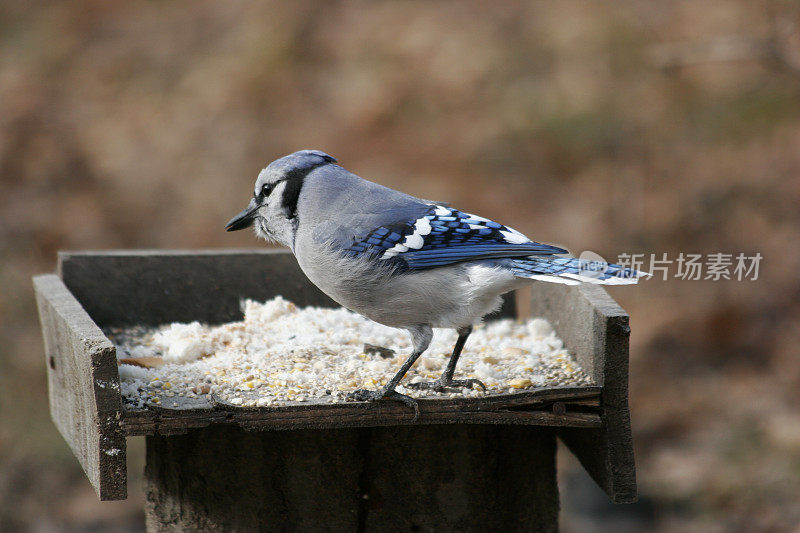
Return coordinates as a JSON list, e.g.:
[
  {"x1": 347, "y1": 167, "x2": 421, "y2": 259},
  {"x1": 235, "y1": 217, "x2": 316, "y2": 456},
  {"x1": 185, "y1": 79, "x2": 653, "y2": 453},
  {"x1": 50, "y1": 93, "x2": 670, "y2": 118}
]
[{"x1": 34, "y1": 249, "x2": 636, "y2": 507}]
